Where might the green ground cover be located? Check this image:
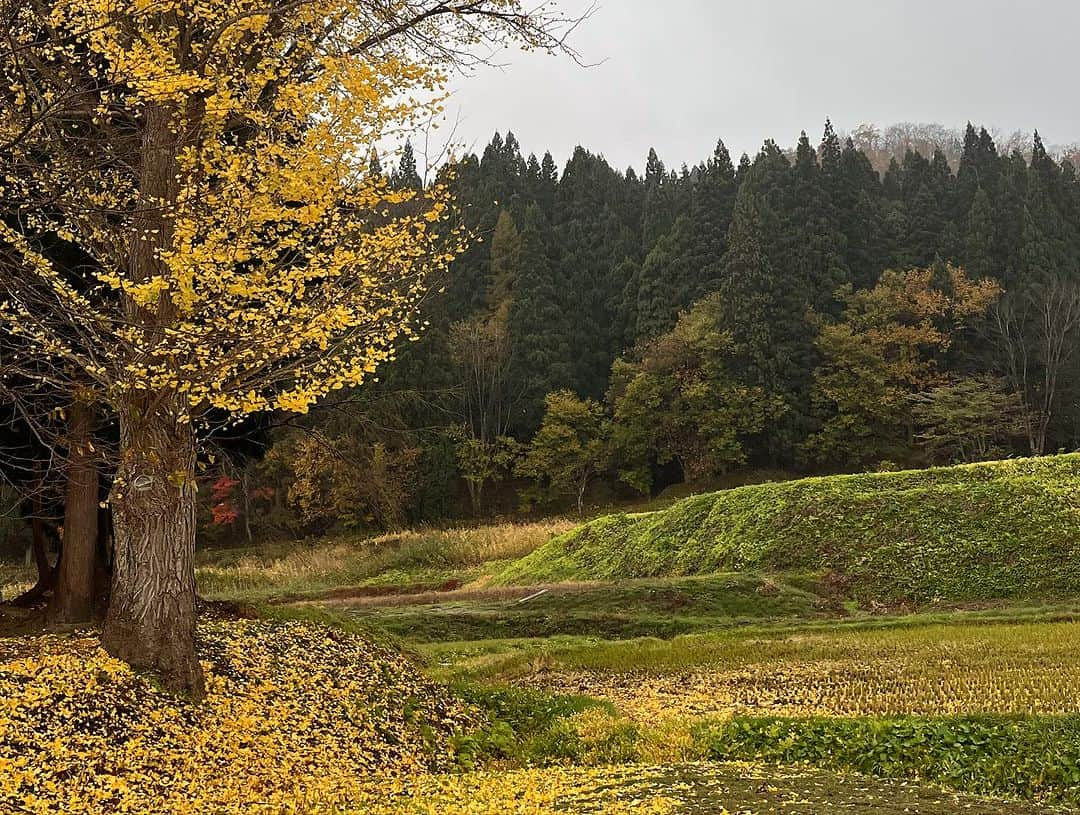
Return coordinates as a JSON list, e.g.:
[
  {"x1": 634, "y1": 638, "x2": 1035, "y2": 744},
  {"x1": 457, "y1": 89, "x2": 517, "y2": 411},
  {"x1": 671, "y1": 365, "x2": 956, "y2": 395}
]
[
  {"x1": 495, "y1": 455, "x2": 1080, "y2": 602},
  {"x1": 13, "y1": 455, "x2": 1080, "y2": 812}
]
